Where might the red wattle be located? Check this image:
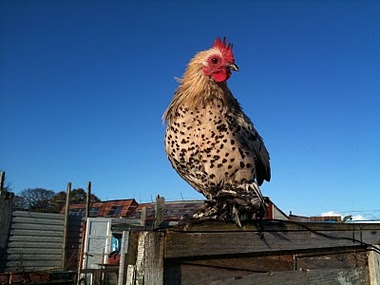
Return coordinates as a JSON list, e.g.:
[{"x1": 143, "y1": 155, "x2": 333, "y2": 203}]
[{"x1": 212, "y1": 70, "x2": 230, "y2": 82}]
